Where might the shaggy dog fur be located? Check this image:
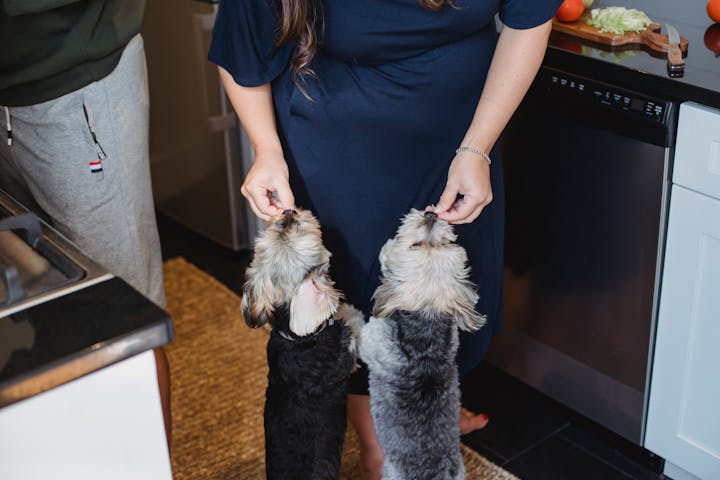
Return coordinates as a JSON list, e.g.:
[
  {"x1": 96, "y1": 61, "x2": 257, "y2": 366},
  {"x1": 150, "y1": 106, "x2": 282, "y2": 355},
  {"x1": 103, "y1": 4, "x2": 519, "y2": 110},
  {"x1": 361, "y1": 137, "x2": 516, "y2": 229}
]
[
  {"x1": 358, "y1": 209, "x2": 486, "y2": 480},
  {"x1": 241, "y1": 209, "x2": 364, "y2": 480}
]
